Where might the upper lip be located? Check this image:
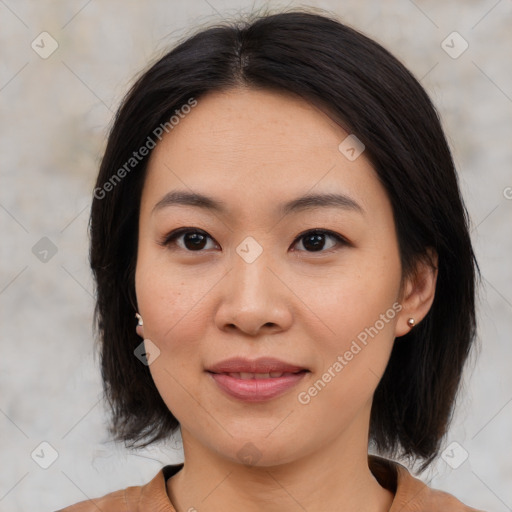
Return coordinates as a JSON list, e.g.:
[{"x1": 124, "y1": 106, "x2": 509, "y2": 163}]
[{"x1": 206, "y1": 357, "x2": 308, "y2": 374}]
